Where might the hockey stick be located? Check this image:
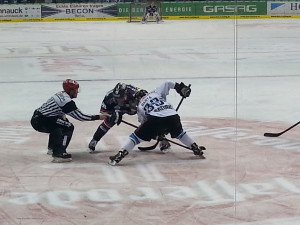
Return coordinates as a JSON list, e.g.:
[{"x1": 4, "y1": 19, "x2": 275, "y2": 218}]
[
  {"x1": 138, "y1": 137, "x2": 160, "y2": 151},
  {"x1": 121, "y1": 120, "x2": 138, "y2": 129},
  {"x1": 120, "y1": 119, "x2": 198, "y2": 151},
  {"x1": 264, "y1": 121, "x2": 300, "y2": 137}
]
